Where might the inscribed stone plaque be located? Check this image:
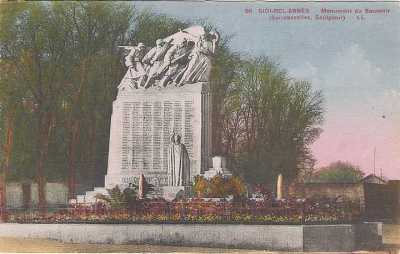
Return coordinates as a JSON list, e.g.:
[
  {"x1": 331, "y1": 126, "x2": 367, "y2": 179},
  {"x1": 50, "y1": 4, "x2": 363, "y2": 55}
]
[{"x1": 105, "y1": 83, "x2": 211, "y2": 189}]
